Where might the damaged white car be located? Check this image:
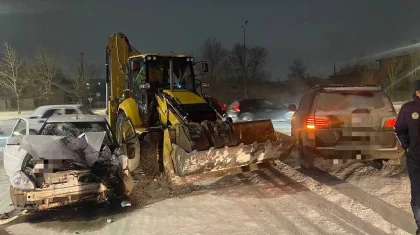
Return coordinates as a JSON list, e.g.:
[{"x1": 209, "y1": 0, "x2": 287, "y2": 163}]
[{"x1": 3, "y1": 115, "x2": 140, "y2": 210}]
